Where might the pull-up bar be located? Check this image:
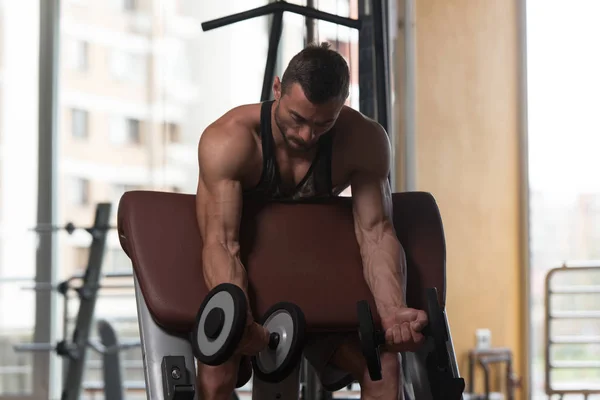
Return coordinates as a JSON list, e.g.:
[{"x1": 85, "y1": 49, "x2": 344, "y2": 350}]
[
  {"x1": 201, "y1": 1, "x2": 362, "y2": 32},
  {"x1": 201, "y1": 1, "x2": 362, "y2": 103},
  {"x1": 200, "y1": 0, "x2": 390, "y2": 135}
]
